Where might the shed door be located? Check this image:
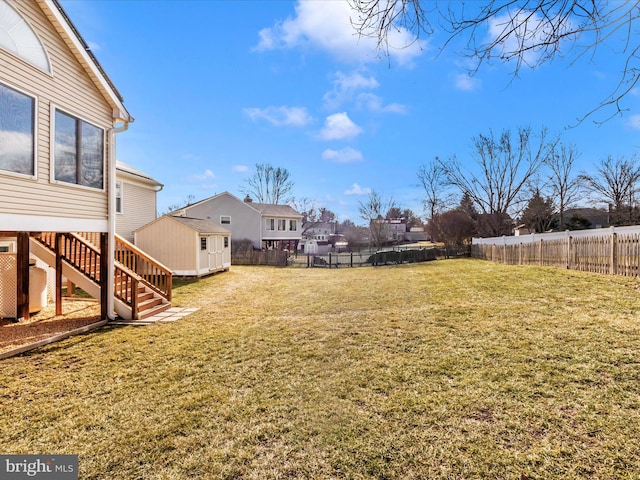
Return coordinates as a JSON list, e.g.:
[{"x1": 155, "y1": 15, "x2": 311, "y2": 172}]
[{"x1": 211, "y1": 235, "x2": 223, "y2": 269}]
